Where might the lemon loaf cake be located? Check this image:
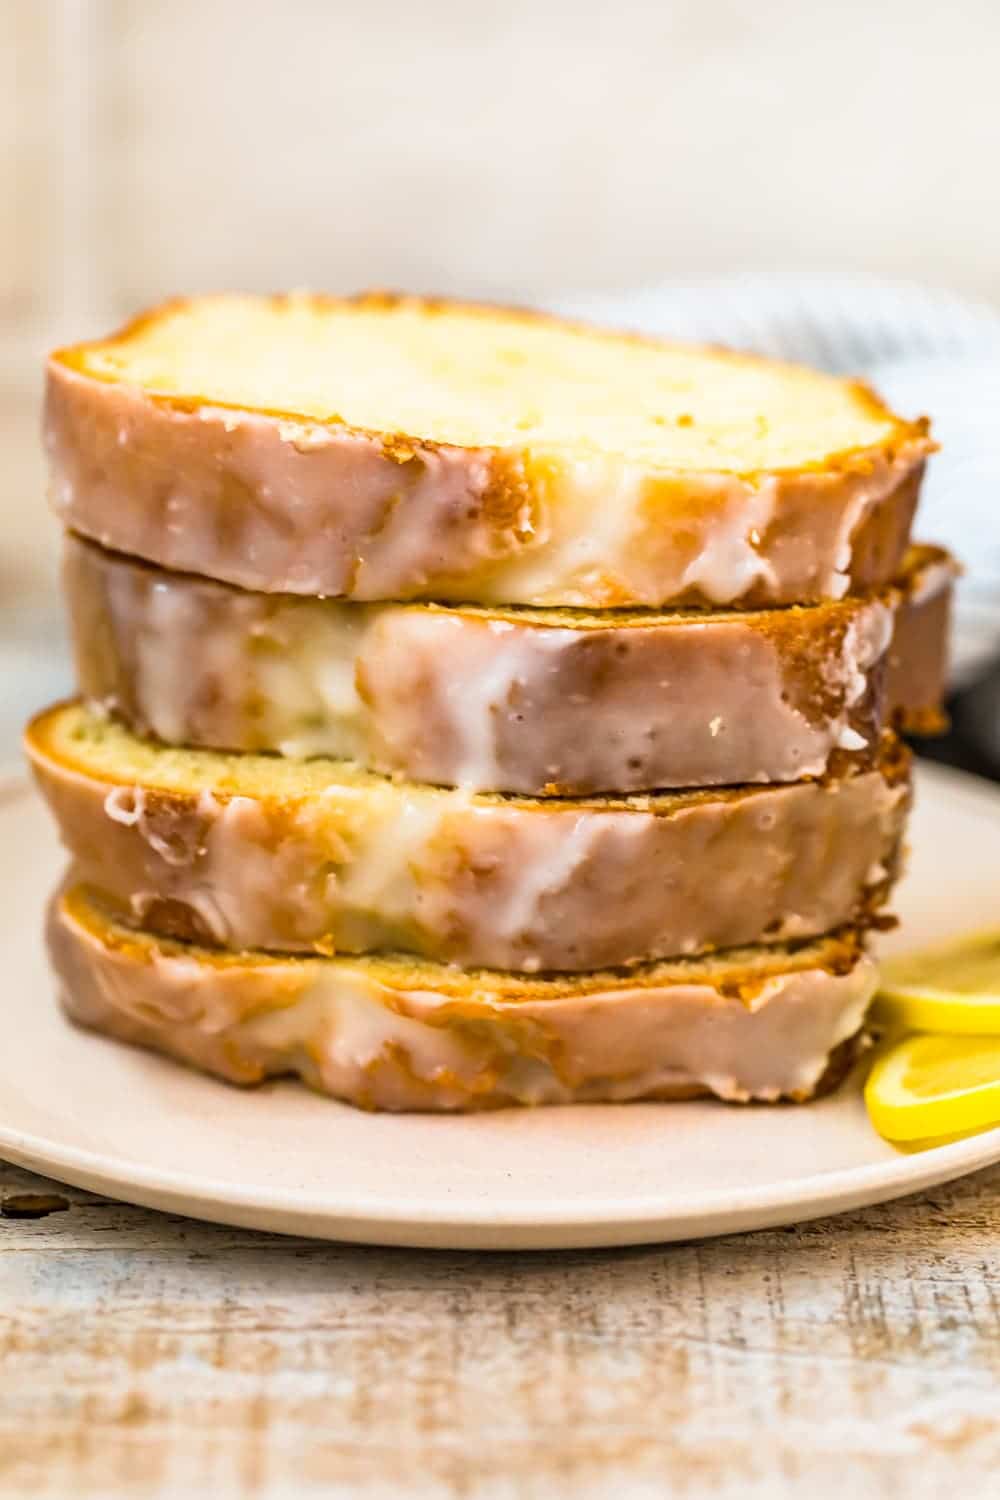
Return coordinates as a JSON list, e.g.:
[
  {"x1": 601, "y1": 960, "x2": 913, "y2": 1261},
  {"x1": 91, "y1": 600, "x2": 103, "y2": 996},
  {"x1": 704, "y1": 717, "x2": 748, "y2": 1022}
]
[
  {"x1": 27, "y1": 702, "x2": 909, "y2": 973},
  {"x1": 46, "y1": 294, "x2": 932, "y2": 608},
  {"x1": 66, "y1": 535, "x2": 956, "y2": 794},
  {"x1": 49, "y1": 885, "x2": 878, "y2": 1110}
]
